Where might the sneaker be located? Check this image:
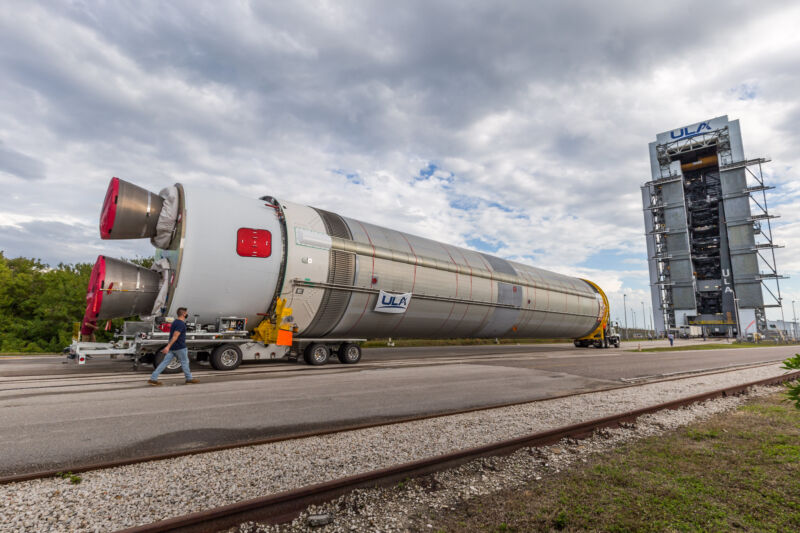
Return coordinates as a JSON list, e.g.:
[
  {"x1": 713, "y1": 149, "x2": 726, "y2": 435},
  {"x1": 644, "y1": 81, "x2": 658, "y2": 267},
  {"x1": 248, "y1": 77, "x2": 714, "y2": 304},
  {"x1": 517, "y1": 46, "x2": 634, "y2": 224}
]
[
  {"x1": 148, "y1": 379, "x2": 163, "y2": 386},
  {"x1": 185, "y1": 378, "x2": 200, "y2": 384}
]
